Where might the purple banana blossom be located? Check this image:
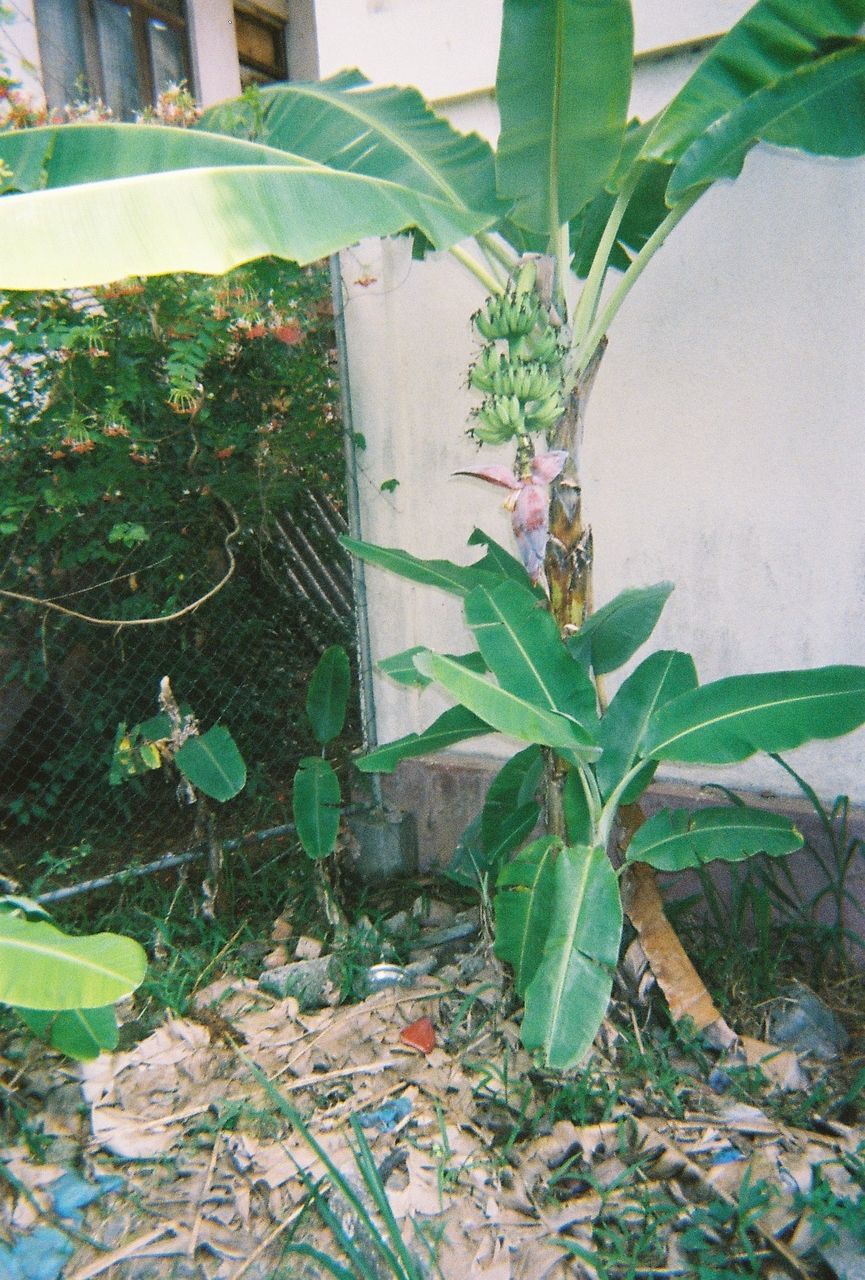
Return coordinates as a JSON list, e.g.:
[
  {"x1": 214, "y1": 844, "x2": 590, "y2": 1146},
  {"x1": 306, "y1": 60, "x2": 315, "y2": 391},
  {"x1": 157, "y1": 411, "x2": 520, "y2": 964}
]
[{"x1": 457, "y1": 450, "x2": 568, "y2": 583}]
